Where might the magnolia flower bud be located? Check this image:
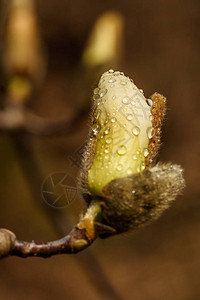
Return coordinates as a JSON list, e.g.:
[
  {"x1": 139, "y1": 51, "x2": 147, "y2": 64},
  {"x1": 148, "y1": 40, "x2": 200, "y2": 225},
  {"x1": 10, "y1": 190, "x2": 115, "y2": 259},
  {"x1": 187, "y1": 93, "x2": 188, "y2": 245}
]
[
  {"x1": 82, "y1": 12, "x2": 124, "y2": 68},
  {"x1": 3, "y1": 0, "x2": 45, "y2": 83},
  {"x1": 78, "y1": 70, "x2": 185, "y2": 235}
]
